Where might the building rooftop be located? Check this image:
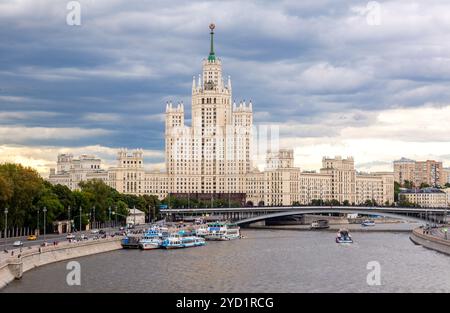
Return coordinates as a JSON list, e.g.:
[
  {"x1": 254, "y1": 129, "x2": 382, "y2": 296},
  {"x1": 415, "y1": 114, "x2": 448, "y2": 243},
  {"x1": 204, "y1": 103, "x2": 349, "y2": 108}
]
[
  {"x1": 400, "y1": 187, "x2": 445, "y2": 194},
  {"x1": 394, "y1": 157, "x2": 416, "y2": 163}
]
